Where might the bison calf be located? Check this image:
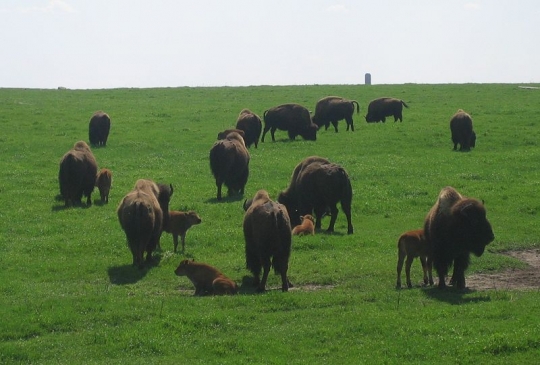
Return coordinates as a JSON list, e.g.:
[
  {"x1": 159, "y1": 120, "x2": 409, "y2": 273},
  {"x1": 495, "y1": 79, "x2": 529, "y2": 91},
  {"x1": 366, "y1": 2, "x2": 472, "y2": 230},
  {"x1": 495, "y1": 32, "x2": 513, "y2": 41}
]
[
  {"x1": 163, "y1": 210, "x2": 202, "y2": 253},
  {"x1": 95, "y1": 168, "x2": 112, "y2": 203},
  {"x1": 175, "y1": 259, "x2": 238, "y2": 296},
  {"x1": 291, "y1": 215, "x2": 315, "y2": 236},
  {"x1": 396, "y1": 229, "x2": 433, "y2": 289}
]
